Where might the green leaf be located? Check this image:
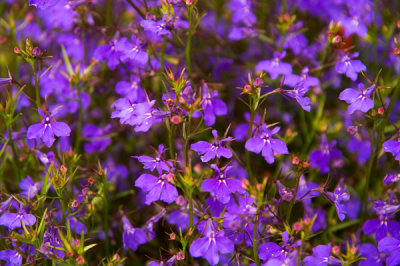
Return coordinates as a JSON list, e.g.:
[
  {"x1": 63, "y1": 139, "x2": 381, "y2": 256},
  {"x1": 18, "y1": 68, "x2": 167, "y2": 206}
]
[{"x1": 61, "y1": 45, "x2": 74, "y2": 76}]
